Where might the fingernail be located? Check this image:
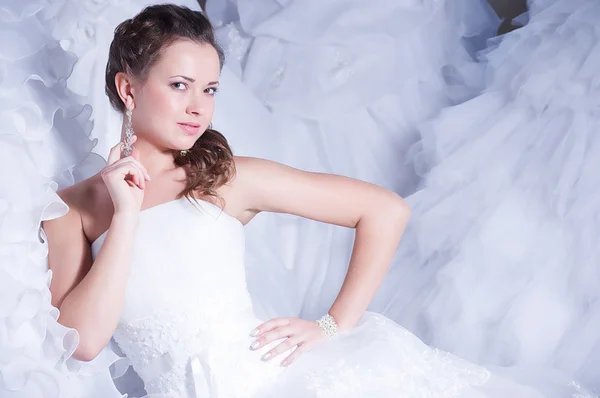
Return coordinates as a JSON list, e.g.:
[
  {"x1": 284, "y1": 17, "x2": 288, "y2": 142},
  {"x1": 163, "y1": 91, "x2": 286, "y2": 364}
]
[
  {"x1": 280, "y1": 360, "x2": 288, "y2": 367},
  {"x1": 250, "y1": 341, "x2": 260, "y2": 350},
  {"x1": 250, "y1": 328, "x2": 259, "y2": 337},
  {"x1": 261, "y1": 352, "x2": 272, "y2": 361},
  {"x1": 145, "y1": 173, "x2": 151, "y2": 181}
]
